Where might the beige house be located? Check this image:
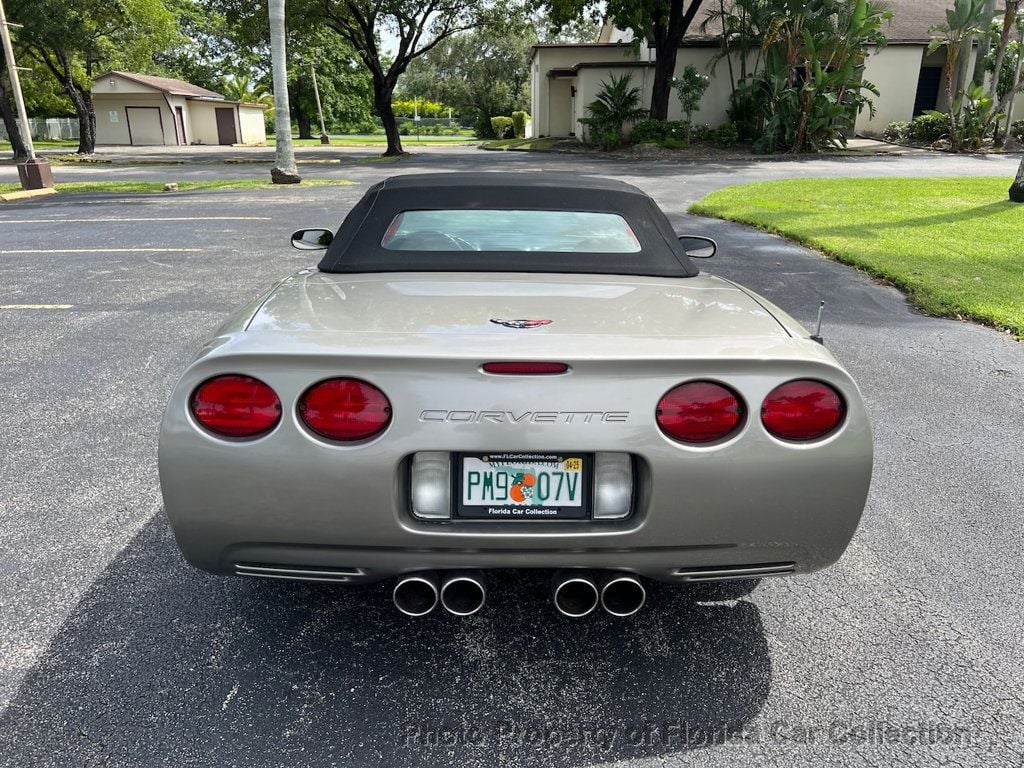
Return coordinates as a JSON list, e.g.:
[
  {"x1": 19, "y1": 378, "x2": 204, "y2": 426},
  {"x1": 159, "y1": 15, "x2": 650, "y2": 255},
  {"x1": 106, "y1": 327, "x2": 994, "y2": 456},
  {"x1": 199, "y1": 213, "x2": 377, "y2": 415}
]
[
  {"x1": 530, "y1": 0, "x2": 991, "y2": 139},
  {"x1": 91, "y1": 72, "x2": 267, "y2": 147}
]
